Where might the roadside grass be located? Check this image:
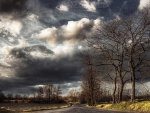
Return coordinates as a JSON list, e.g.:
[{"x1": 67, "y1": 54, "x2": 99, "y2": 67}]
[
  {"x1": 0, "y1": 103, "x2": 69, "y2": 112},
  {"x1": 0, "y1": 110, "x2": 16, "y2": 113},
  {"x1": 94, "y1": 101, "x2": 150, "y2": 112}
]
